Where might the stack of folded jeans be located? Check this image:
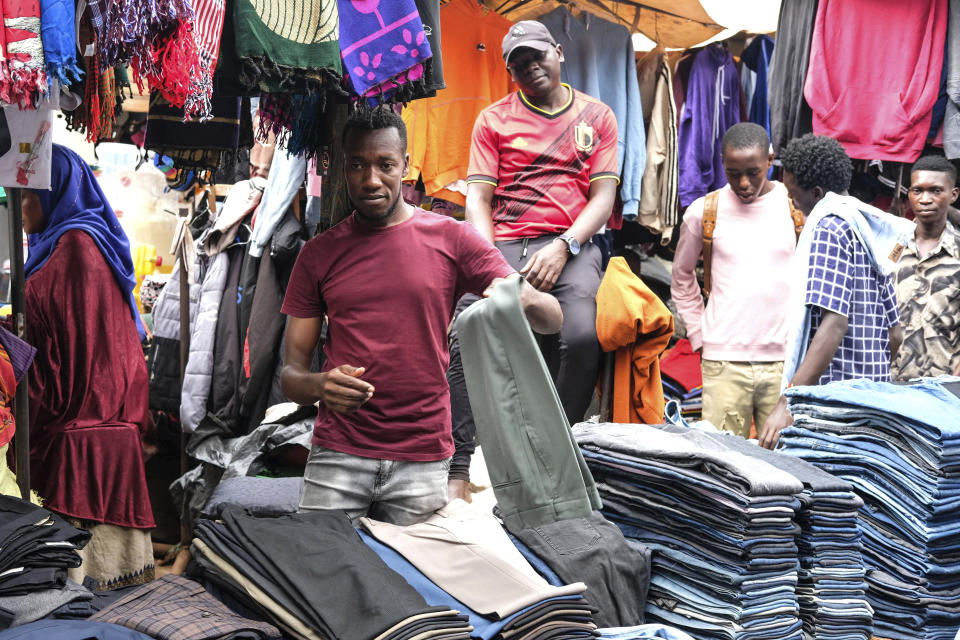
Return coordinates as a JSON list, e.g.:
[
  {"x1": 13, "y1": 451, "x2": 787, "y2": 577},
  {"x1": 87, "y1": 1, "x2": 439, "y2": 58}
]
[
  {"x1": 672, "y1": 427, "x2": 871, "y2": 640},
  {"x1": 779, "y1": 379, "x2": 960, "y2": 640},
  {"x1": 359, "y1": 501, "x2": 597, "y2": 640},
  {"x1": 574, "y1": 422, "x2": 805, "y2": 640},
  {"x1": 190, "y1": 508, "x2": 472, "y2": 640}
]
